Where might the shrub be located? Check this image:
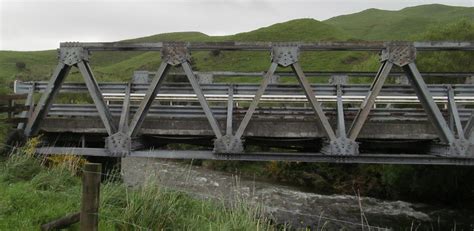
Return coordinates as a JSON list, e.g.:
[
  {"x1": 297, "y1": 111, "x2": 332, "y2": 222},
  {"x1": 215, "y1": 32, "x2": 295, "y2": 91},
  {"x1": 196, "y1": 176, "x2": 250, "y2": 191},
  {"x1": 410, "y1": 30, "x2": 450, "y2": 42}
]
[
  {"x1": 15, "y1": 61, "x2": 26, "y2": 70},
  {"x1": 210, "y1": 49, "x2": 221, "y2": 57}
]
